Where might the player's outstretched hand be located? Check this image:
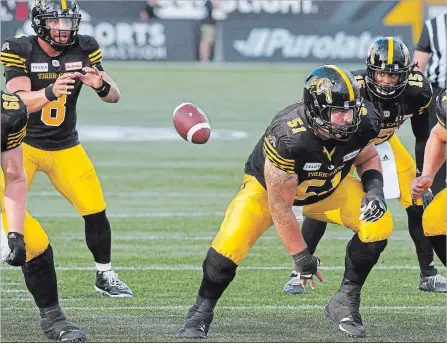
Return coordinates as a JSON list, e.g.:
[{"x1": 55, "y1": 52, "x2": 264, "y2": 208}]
[
  {"x1": 293, "y1": 248, "x2": 324, "y2": 289},
  {"x1": 73, "y1": 67, "x2": 103, "y2": 89},
  {"x1": 53, "y1": 73, "x2": 76, "y2": 97}
]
